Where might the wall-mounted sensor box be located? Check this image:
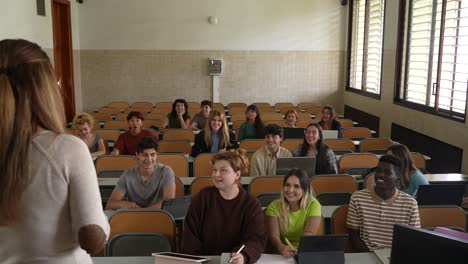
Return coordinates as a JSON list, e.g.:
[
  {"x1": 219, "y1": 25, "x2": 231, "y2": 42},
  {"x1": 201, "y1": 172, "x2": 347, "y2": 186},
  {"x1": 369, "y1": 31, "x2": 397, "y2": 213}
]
[{"x1": 209, "y1": 59, "x2": 222, "y2": 75}]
